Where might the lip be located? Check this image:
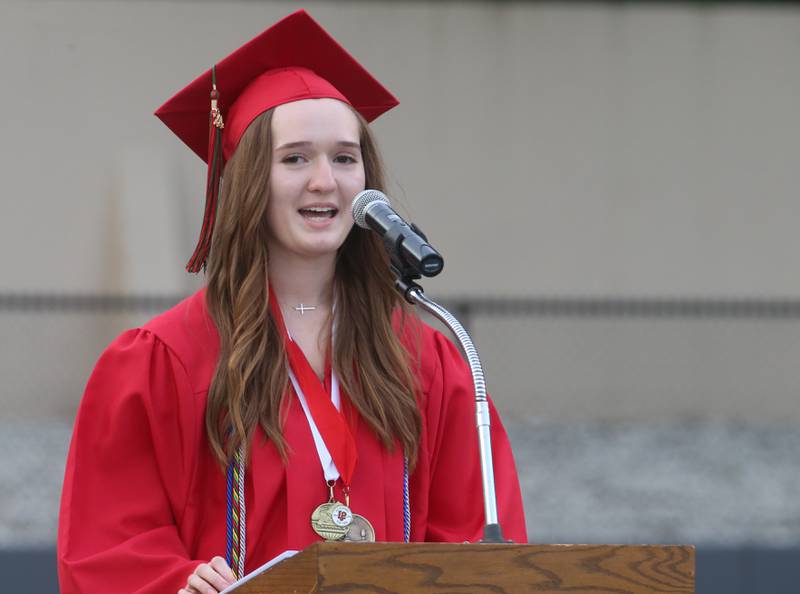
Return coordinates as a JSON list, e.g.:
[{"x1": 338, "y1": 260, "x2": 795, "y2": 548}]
[
  {"x1": 297, "y1": 202, "x2": 340, "y2": 229},
  {"x1": 298, "y1": 202, "x2": 339, "y2": 211}
]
